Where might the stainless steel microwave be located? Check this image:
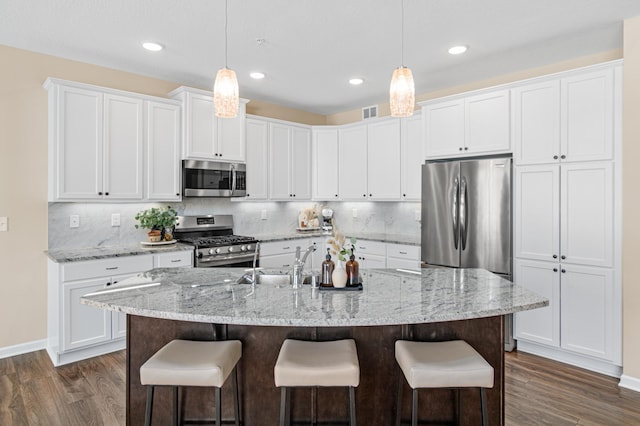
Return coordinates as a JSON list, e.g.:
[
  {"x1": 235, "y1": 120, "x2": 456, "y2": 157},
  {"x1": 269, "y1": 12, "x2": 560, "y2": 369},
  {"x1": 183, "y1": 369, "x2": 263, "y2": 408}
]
[{"x1": 182, "y1": 160, "x2": 247, "y2": 197}]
